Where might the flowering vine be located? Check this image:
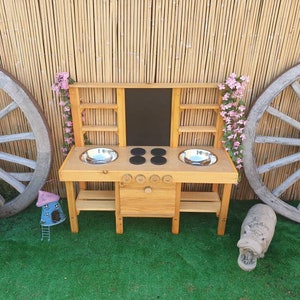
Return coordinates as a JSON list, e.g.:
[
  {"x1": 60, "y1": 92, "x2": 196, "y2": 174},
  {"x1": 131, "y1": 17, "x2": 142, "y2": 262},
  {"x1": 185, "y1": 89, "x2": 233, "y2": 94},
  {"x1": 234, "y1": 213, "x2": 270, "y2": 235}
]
[
  {"x1": 218, "y1": 73, "x2": 249, "y2": 180},
  {"x1": 51, "y1": 72, "x2": 75, "y2": 156}
]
